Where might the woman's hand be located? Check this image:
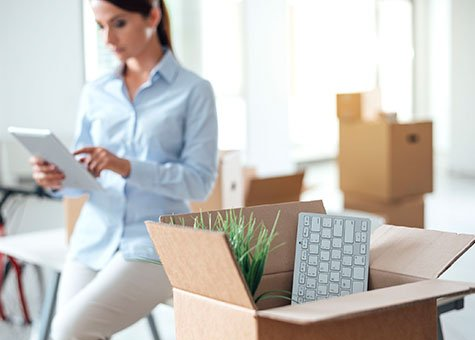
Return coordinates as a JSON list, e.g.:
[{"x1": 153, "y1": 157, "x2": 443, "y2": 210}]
[
  {"x1": 73, "y1": 147, "x2": 131, "y2": 178},
  {"x1": 30, "y1": 156, "x2": 65, "y2": 190}
]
